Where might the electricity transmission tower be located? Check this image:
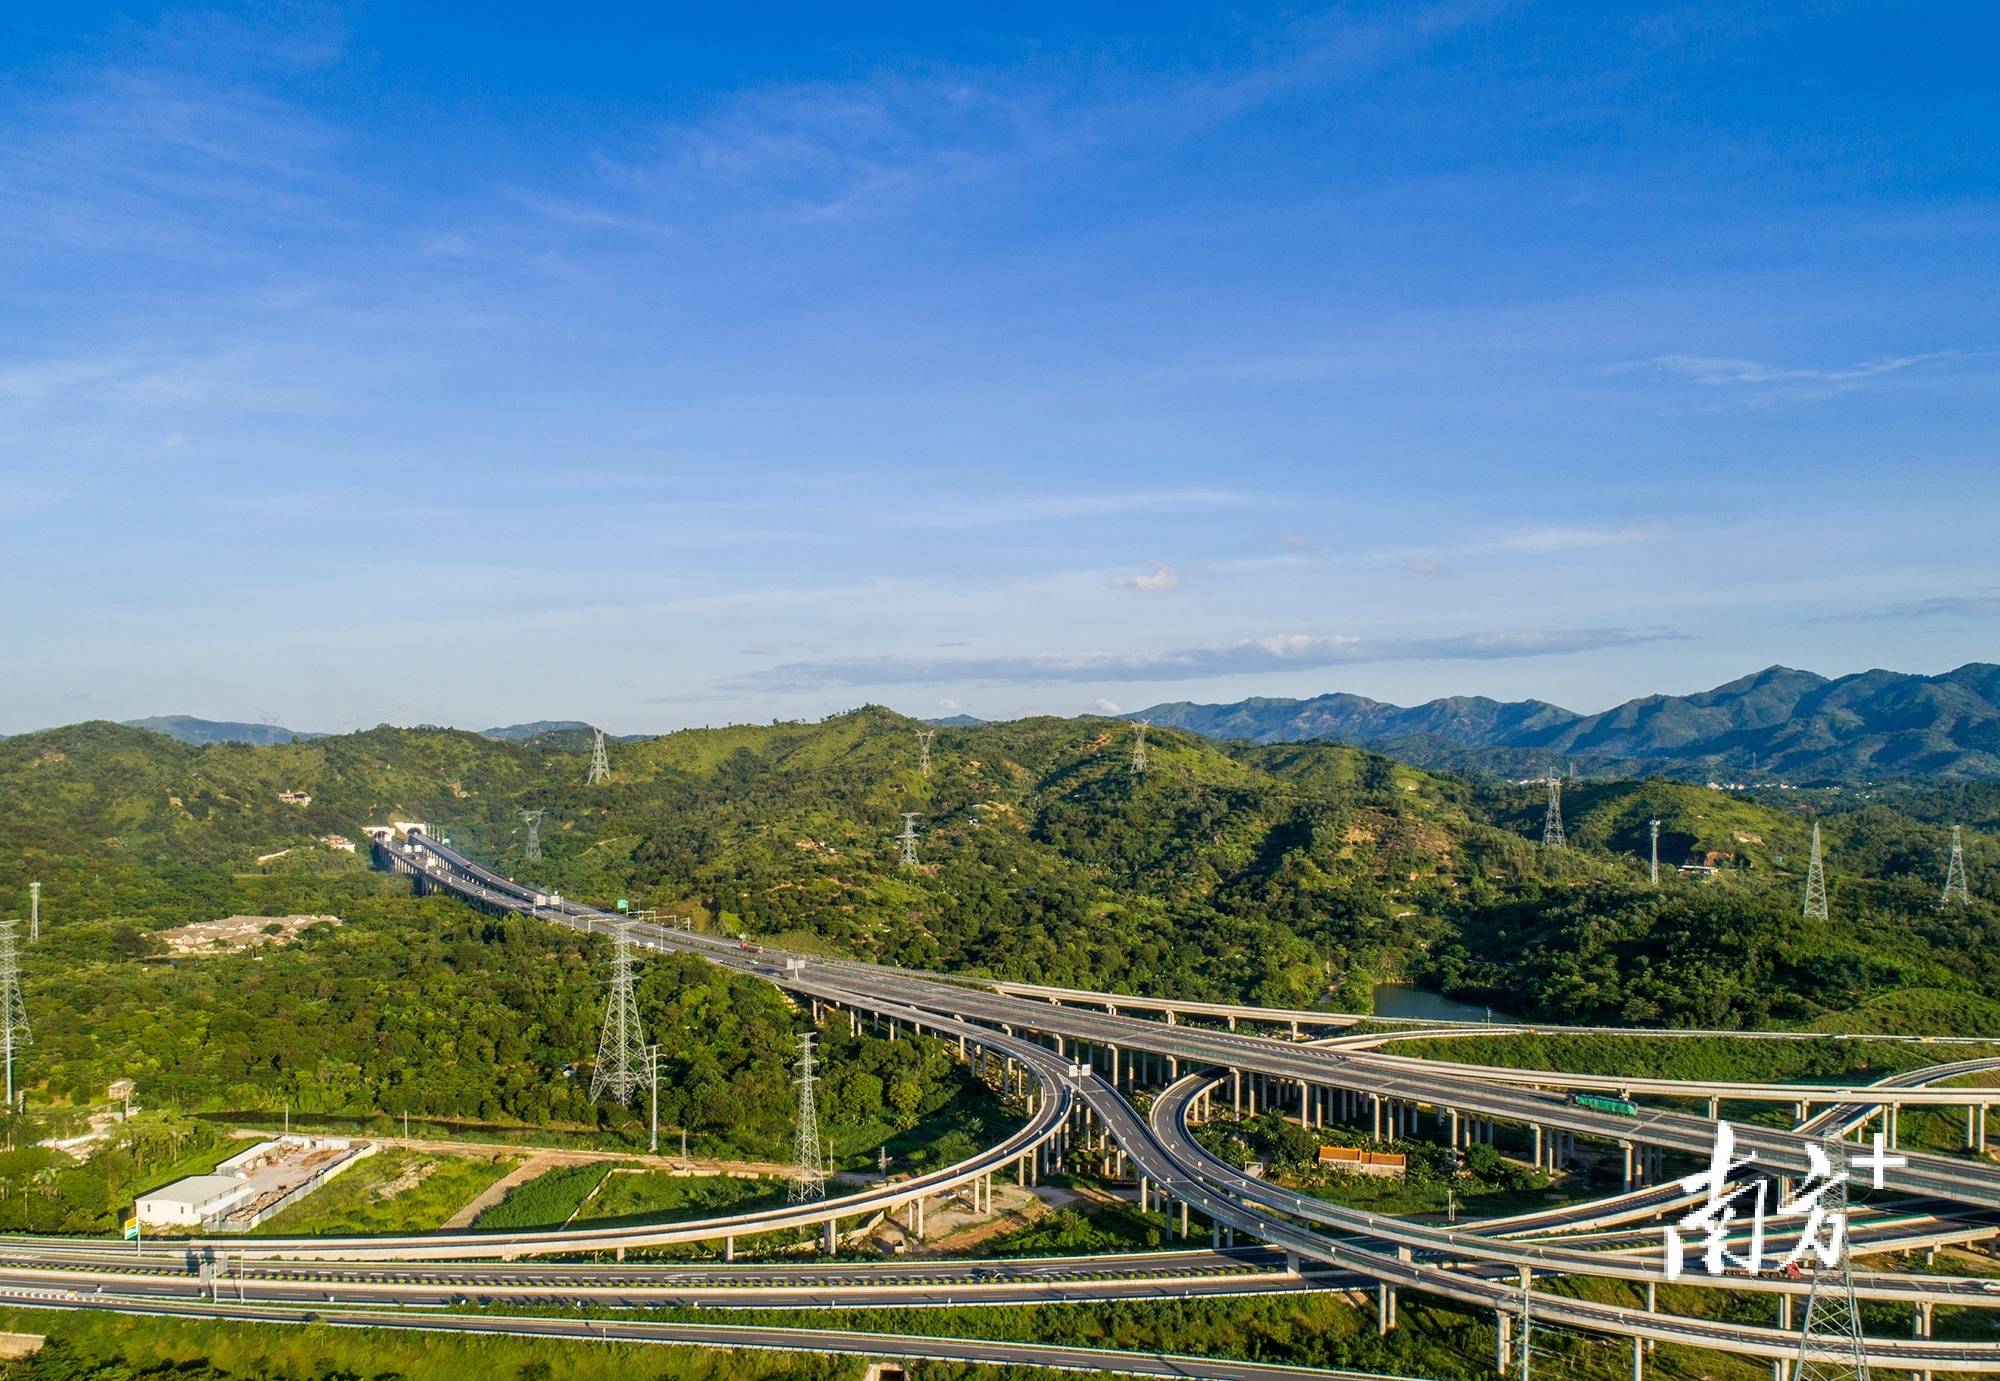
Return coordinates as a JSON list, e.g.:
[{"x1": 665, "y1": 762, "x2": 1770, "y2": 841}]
[
  {"x1": 1940, "y1": 825, "x2": 1969, "y2": 907},
  {"x1": 0, "y1": 919, "x2": 27, "y2": 1109},
  {"x1": 915, "y1": 728, "x2": 935, "y2": 778},
  {"x1": 1541, "y1": 774, "x2": 1566, "y2": 849},
  {"x1": 1788, "y1": 1135, "x2": 1870, "y2": 1381},
  {"x1": 896, "y1": 813, "x2": 920, "y2": 868},
  {"x1": 788, "y1": 1033, "x2": 827, "y2": 1203},
  {"x1": 519, "y1": 809, "x2": 543, "y2": 864},
  {"x1": 1803, "y1": 822, "x2": 1830, "y2": 921},
  {"x1": 585, "y1": 727, "x2": 611, "y2": 785},
  {"x1": 588, "y1": 923, "x2": 647, "y2": 1104},
  {"x1": 27, "y1": 883, "x2": 38, "y2": 943},
  {"x1": 1131, "y1": 722, "x2": 1149, "y2": 777},
  {"x1": 1649, "y1": 819, "x2": 1661, "y2": 886}
]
